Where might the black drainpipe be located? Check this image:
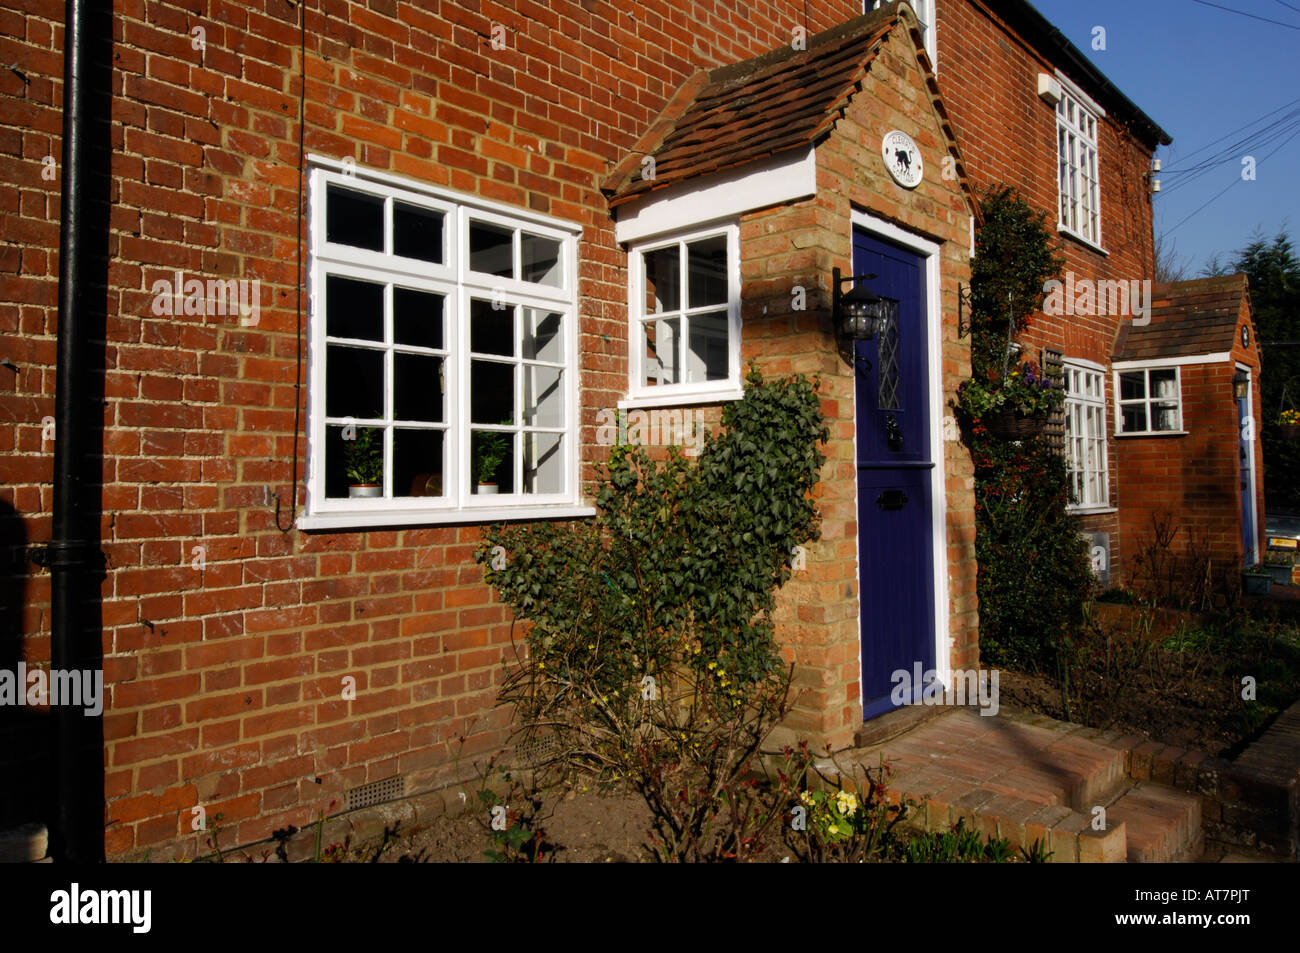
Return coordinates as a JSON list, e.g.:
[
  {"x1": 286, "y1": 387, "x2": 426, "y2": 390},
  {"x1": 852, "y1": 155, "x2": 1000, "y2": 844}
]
[{"x1": 47, "y1": 0, "x2": 110, "y2": 863}]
